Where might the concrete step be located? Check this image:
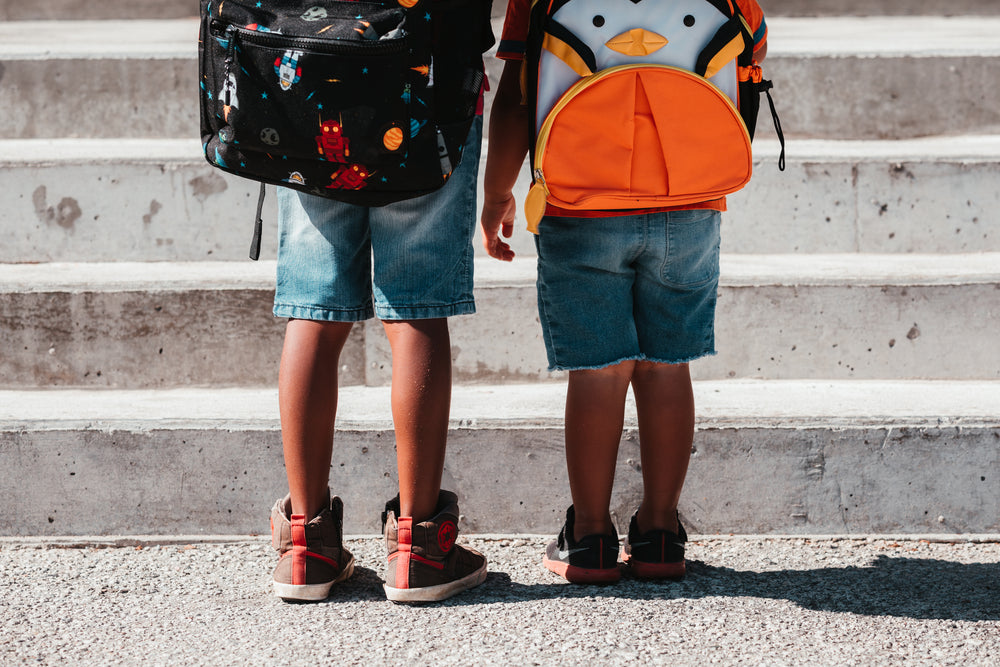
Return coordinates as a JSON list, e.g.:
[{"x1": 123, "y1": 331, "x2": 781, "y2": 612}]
[
  {"x1": 2, "y1": 254, "x2": 998, "y2": 388},
  {"x1": 1, "y1": 18, "x2": 999, "y2": 140},
  {"x1": 2, "y1": 380, "x2": 997, "y2": 535},
  {"x1": 2, "y1": 136, "x2": 998, "y2": 262},
  {"x1": 765, "y1": 0, "x2": 1000, "y2": 16},
  {"x1": 4, "y1": 0, "x2": 998, "y2": 21}
]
